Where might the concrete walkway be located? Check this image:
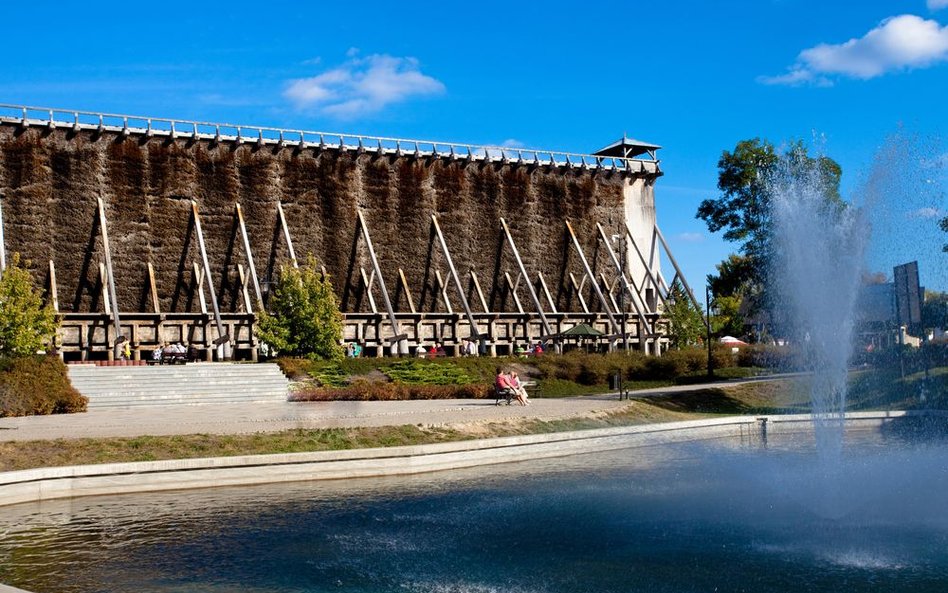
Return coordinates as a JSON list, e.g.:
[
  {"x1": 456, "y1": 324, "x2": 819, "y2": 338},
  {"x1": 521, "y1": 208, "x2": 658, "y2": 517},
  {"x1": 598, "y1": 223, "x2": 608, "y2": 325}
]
[
  {"x1": 0, "y1": 378, "x2": 779, "y2": 442},
  {"x1": 0, "y1": 396, "x2": 628, "y2": 441}
]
